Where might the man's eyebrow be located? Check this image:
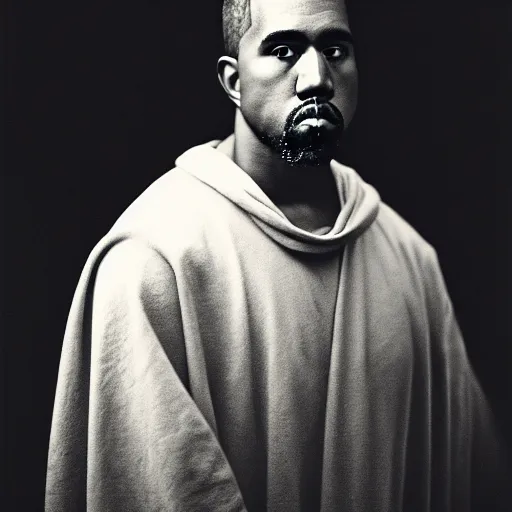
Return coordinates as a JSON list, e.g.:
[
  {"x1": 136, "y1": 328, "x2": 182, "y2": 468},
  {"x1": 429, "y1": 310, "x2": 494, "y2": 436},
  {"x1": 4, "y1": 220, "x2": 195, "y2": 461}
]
[{"x1": 260, "y1": 28, "x2": 354, "y2": 47}]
